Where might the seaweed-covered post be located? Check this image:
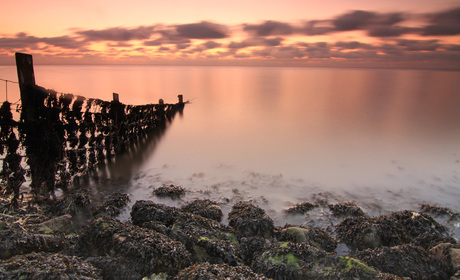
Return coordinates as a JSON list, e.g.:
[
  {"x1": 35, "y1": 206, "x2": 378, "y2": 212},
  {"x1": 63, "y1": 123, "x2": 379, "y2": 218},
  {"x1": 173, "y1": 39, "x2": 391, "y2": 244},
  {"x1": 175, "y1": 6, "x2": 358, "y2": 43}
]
[{"x1": 16, "y1": 53, "x2": 64, "y2": 200}]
